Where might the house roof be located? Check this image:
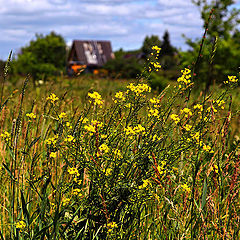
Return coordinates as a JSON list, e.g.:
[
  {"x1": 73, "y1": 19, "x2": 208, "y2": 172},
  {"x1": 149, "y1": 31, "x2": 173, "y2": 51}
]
[{"x1": 68, "y1": 40, "x2": 114, "y2": 67}]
